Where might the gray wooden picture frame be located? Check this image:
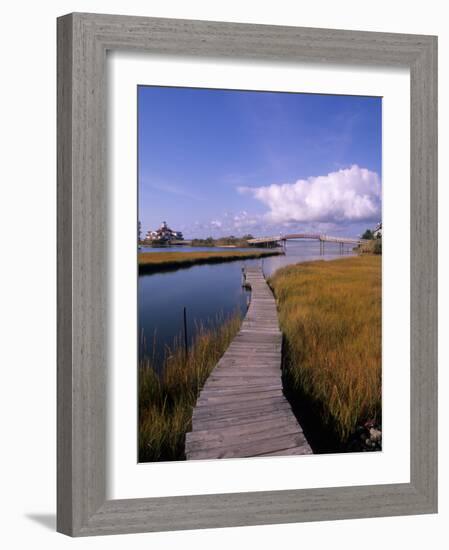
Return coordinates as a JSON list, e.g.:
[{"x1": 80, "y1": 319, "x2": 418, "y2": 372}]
[{"x1": 57, "y1": 12, "x2": 438, "y2": 537}]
